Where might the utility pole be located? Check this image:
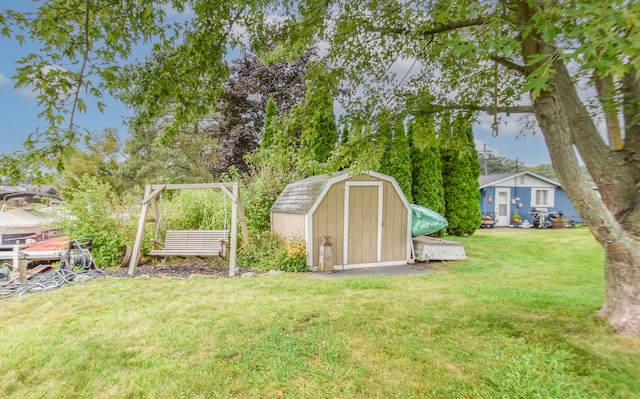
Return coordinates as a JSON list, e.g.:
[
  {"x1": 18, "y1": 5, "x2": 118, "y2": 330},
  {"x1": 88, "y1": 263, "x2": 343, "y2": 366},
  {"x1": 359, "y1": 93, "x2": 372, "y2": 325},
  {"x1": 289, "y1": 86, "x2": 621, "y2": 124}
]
[
  {"x1": 482, "y1": 143, "x2": 492, "y2": 175},
  {"x1": 515, "y1": 157, "x2": 519, "y2": 173}
]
